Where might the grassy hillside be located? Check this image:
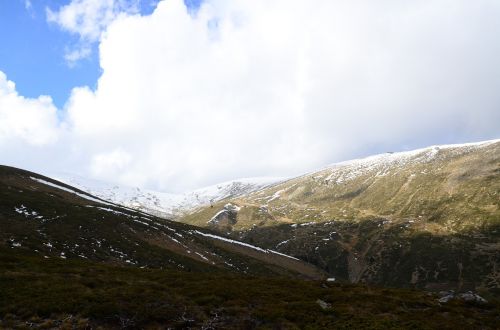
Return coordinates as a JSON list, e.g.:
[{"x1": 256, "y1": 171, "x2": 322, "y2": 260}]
[
  {"x1": 183, "y1": 140, "x2": 499, "y2": 230},
  {"x1": 180, "y1": 140, "x2": 500, "y2": 294},
  {"x1": 1, "y1": 247, "x2": 499, "y2": 329},
  {"x1": 0, "y1": 165, "x2": 323, "y2": 280},
  {"x1": 1, "y1": 150, "x2": 499, "y2": 328}
]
